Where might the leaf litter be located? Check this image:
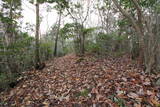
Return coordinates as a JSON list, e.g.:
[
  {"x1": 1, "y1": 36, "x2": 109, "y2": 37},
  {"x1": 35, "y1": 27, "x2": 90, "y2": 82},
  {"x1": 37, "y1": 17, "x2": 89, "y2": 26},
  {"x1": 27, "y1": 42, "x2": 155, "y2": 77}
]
[{"x1": 0, "y1": 54, "x2": 160, "y2": 107}]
